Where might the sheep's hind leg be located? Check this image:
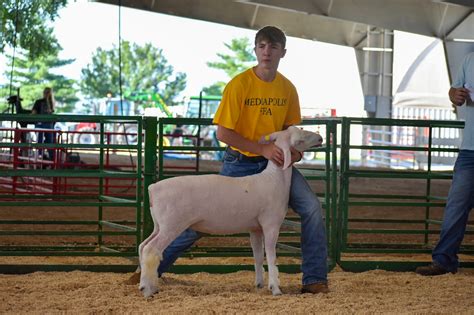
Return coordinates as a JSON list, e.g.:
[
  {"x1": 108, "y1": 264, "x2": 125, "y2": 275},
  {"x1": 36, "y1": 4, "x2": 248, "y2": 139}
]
[
  {"x1": 139, "y1": 230, "x2": 181, "y2": 298},
  {"x1": 250, "y1": 230, "x2": 265, "y2": 288},
  {"x1": 138, "y1": 226, "x2": 160, "y2": 271},
  {"x1": 139, "y1": 240, "x2": 162, "y2": 298},
  {"x1": 263, "y1": 227, "x2": 282, "y2": 296},
  {"x1": 125, "y1": 227, "x2": 159, "y2": 285}
]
